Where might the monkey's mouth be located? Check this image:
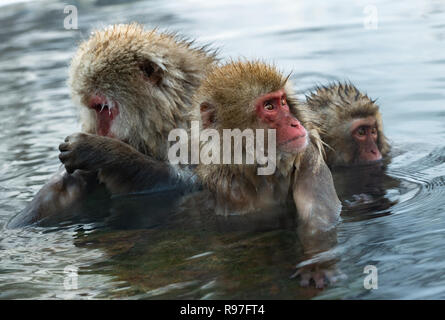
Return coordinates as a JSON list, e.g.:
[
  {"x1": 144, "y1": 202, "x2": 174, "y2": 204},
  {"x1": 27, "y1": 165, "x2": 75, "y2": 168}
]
[
  {"x1": 88, "y1": 95, "x2": 120, "y2": 137},
  {"x1": 282, "y1": 133, "x2": 307, "y2": 146}
]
